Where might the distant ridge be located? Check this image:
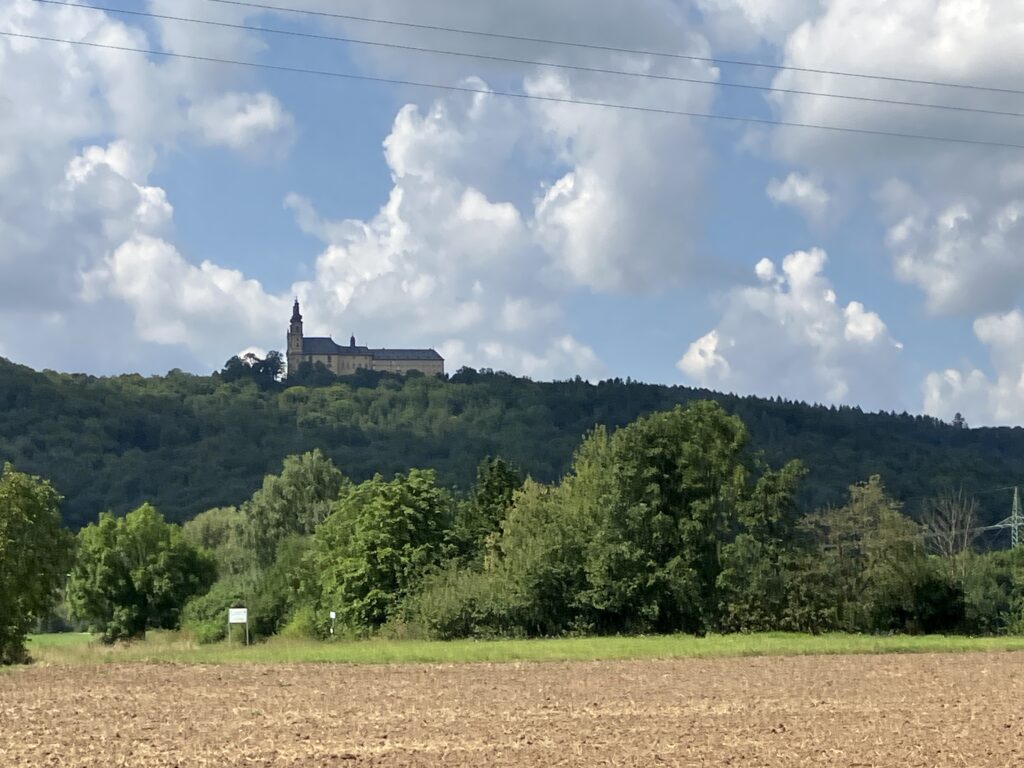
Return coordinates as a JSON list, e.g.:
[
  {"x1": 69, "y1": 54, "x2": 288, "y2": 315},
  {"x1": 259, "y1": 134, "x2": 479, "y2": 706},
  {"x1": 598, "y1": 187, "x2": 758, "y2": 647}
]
[{"x1": 1, "y1": 356, "x2": 1021, "y2": 532}]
